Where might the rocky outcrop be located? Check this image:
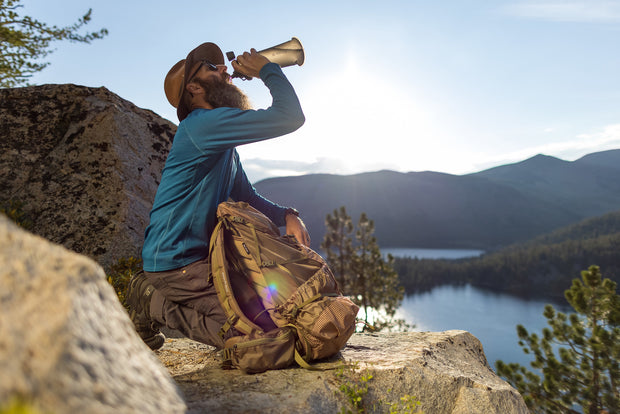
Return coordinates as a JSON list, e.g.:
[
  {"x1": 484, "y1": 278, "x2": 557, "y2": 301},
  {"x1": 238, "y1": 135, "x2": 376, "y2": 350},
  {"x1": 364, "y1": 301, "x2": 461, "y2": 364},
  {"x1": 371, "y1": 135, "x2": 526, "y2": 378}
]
[
  {"x1": 157, "y1": 332, "x2": 528, "y2": 413},
  {"x1": 0, "y1": 214, "x2": 186, "y2": 413},
  {"x1": 0, "y1": 213, "x2": 527, "y2": 413},
  {"x1": 0, "y1": 84, "x2": 175, "y2": 270}
]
